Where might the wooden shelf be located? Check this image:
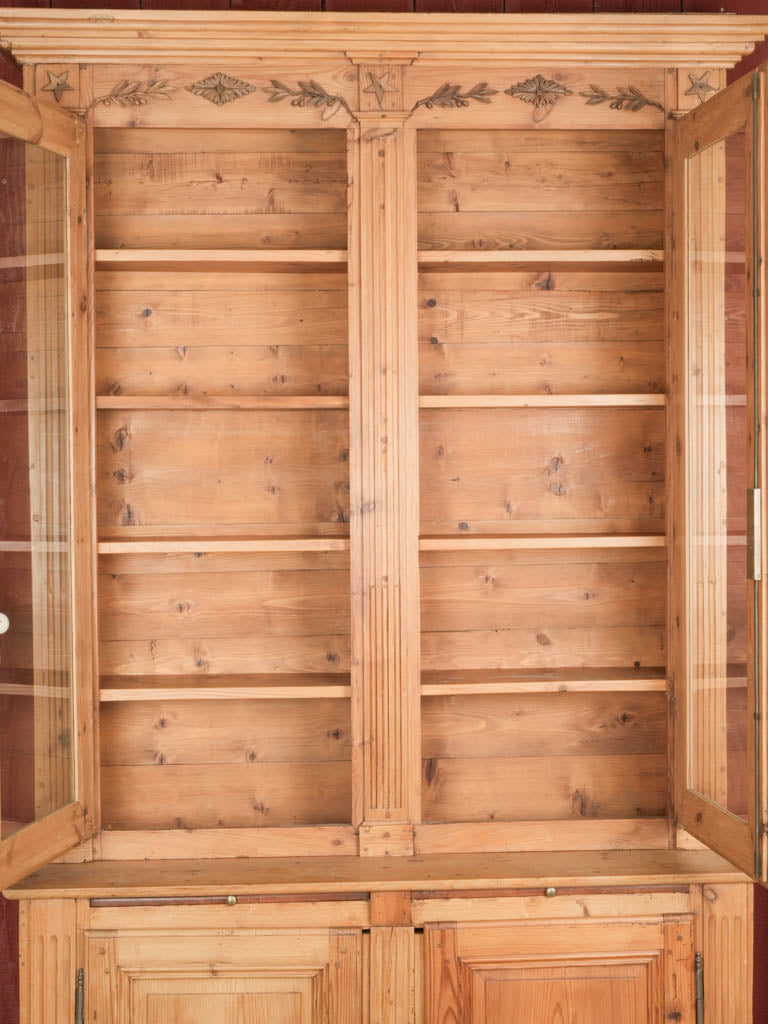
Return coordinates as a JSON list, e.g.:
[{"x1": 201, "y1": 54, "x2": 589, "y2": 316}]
[
  {"x1": 0, "y1": 253, "x2": 64, "y2": 270},
  {"x1": 95, "y1": 249, "x2": 348, "y2": 272},
  {"x1": 419, "y1": 394, "x2": 666, "y2": 409},
  {"x1": 99, "y1": 674, "x2": 351, "y2": 702},
  {"x1": 96, "y1": 396, "x2": 349, "y2": 411},
  {"x1": 419, "y1": 535, "x2": 666, "y2": 551},
  {"x1": 421, "y1": 668, "x2": 667, "y2": 696},
  {"x1": 418, "y1": 249, "x2": 663, "y2": 272},
  {"x1": 98, "y1": 537, "x2": 350, "y2": 554},
  {"x1": 0, "y1": 683, "x2": 71, "y2": 699}
]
